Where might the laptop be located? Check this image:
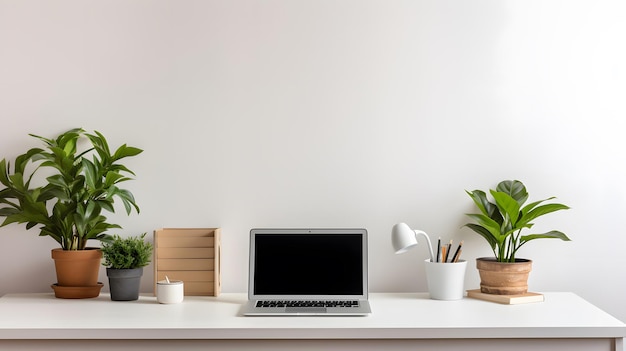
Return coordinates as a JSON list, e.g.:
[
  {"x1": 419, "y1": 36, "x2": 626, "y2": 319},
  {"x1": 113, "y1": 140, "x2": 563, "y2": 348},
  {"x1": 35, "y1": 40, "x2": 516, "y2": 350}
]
[{"x1": 242, "y1": 228, "x2": 372, "y2": 316}]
